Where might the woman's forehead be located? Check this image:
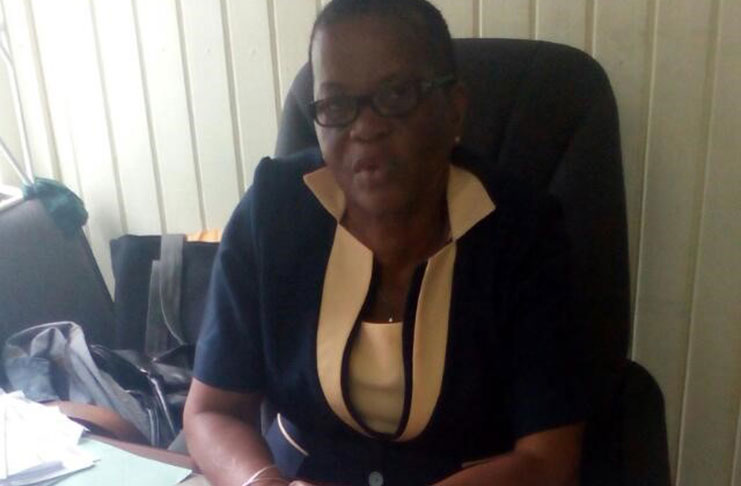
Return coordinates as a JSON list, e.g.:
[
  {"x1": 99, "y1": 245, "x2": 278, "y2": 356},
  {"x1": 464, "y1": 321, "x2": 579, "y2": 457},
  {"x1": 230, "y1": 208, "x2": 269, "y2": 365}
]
[{"x1": 311, "y1": 16, "x2": 432, "y2": 91}]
